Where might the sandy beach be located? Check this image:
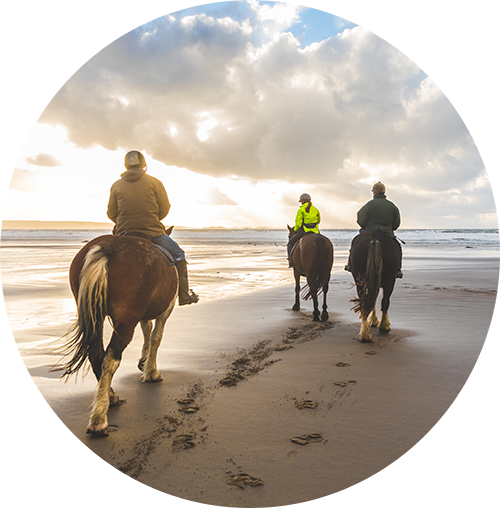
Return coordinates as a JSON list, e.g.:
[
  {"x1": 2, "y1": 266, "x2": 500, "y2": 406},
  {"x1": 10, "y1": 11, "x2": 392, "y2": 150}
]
[
  {"x1": 37, "y1": 262, "x2": 500, "y2": 507},
  {"x1": 2, "y1": 239, "x2": 498, "y2": 507}
]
